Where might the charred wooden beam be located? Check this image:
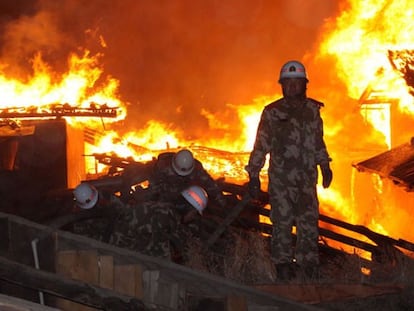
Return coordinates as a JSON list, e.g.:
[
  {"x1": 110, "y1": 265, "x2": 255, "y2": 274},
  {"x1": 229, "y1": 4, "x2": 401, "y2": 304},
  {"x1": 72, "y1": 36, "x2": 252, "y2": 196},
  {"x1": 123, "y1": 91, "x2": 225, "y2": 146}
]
[
  {"x1": 219, "y1": 188, "x2": 414, "y2": 256},
  {"x1": 207, "y1": 196, "x2": 406, "y2": 263},
  {"x1": 319, "y1": 214, "x2": 414, "y2": 252},
  {"x1": 206, "y1": 194, "x2": 251, "y2": 247},
  {"x1": 0, "y1": 107, "x2": 118, "y2": 119}
]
